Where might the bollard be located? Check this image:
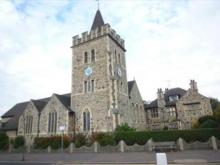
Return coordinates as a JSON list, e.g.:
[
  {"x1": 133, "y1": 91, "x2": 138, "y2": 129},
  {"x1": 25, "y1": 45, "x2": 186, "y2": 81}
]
[
  {"x1": 120, "y1": 140, "x2": 125, "y2": 153},
  {"x1": 94, "y1": 141, "x2": 98, "y2": 153},
  {"x1": 47, "y1": 146, "x2": 51, "y2": 153},
  {"x1": 178, "y1": 138, "x2": 184, "y2": 151},
  {"x1": 70, "y1": 143, "x2": 74, "y2": 153},
  {"x1": 147, "y1": 138, "x2": 153, "y2": 151},
  {"x1": 211, "y1": 136, "x2": 218, "y2": 150}
]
